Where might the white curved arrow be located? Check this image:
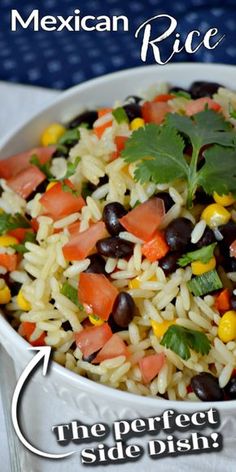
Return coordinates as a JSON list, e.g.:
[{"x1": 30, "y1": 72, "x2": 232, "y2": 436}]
[{"x1": 11, "y1": 346, "x2": 75, "y2": 459}]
